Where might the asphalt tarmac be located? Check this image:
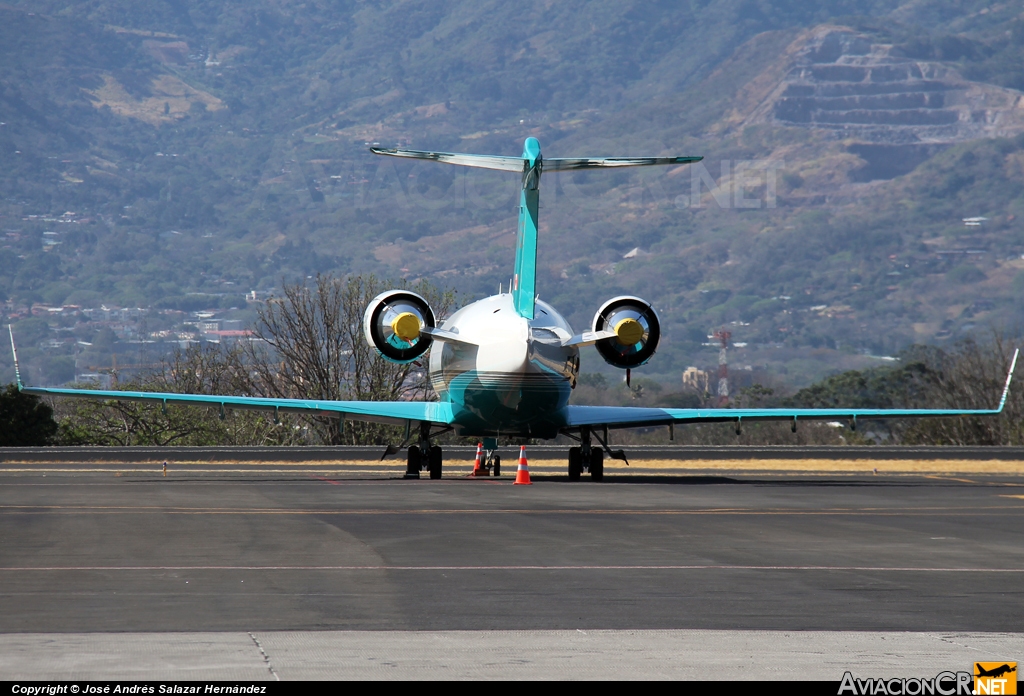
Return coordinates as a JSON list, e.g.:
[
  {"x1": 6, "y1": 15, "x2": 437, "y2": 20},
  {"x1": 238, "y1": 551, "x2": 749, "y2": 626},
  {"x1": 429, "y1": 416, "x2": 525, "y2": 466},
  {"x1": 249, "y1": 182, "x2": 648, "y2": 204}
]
[{"x1": 2, "y1": 465, "x2": 1023, "y2": 634}]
